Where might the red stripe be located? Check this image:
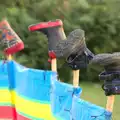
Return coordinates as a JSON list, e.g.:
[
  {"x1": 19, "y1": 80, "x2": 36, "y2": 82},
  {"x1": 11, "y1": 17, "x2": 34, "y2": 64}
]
[
  {"x1": 0, "y1": 106, "x2": 15, "y2": 119},
  {"x1": 0, "y1": 106, "x2": 31, "y2": 120},
  {"x1": 28, "y1": 20, "x2": 63, "y2": 32}
]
